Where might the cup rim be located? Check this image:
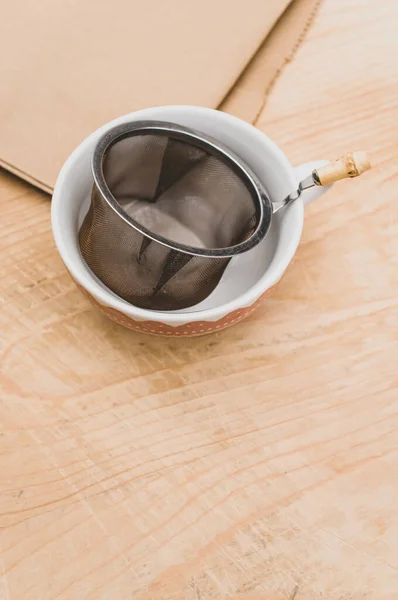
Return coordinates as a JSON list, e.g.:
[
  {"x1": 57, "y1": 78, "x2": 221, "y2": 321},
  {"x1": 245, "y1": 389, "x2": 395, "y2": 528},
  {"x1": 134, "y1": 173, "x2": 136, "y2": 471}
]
[{"x1": 52, "y1": 105, "x2": 303, "y2": 325}]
